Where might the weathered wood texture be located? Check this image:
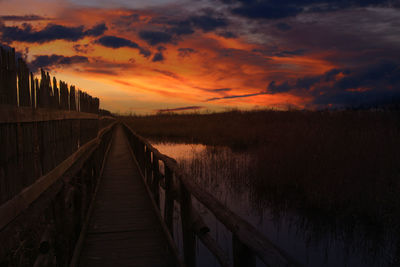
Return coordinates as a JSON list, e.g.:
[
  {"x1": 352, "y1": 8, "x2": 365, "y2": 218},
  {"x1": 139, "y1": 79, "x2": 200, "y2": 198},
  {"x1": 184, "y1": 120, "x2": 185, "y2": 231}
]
[
  {"x1": 79, "y1": 125, "x2": 175, "y2": 267},
  {"x1": 0, "y1": 45, "x2": 109, "y2": 207},
  {"x1": 122, "y1": 123, "x2": 302, "y2": 267},
  {"x1": 0, "y1": 122, "x2": 115, "y2": 267},
  {"x1": 0, "y1": 114, "x2": 102, "y2": 206},
  {"x1": 0, "y1": 46, "x2": 99, "y2": 113}
]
